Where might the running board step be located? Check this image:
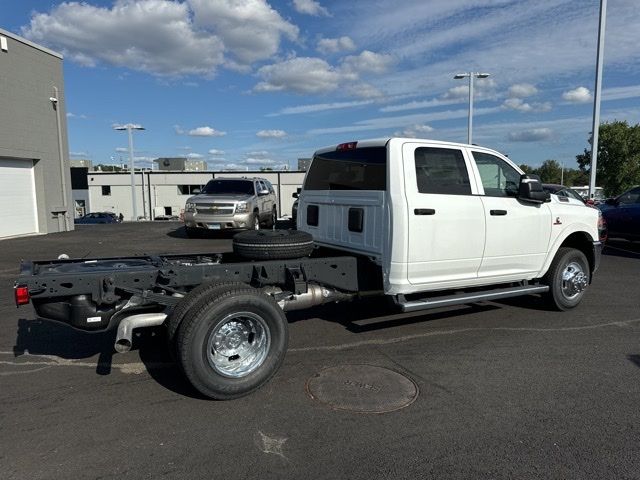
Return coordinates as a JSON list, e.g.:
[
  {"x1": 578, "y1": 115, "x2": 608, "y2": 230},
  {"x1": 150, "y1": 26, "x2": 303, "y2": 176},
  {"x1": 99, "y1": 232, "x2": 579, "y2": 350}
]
[{"x1": 396, "y1": 285, "x2": 549, "y2": 313}]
